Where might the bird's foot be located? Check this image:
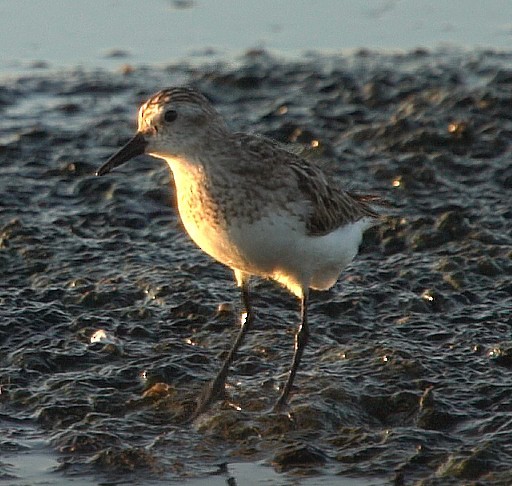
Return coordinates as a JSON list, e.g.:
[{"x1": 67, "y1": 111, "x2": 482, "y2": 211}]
[
  {"x1": 272, "y1": 395, "x2": 291, "y2": 414},
  {"x1": 189, "y1": 380, "x2": 226, "y2": 421}
]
